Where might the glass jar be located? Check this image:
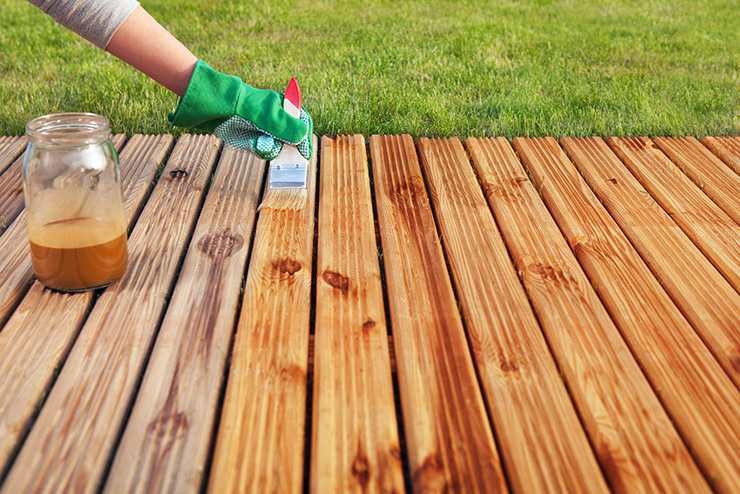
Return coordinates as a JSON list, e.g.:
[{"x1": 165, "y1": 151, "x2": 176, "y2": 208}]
[{"x1": 23, "y1": 113, "x2": 128, "y2": 292}]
